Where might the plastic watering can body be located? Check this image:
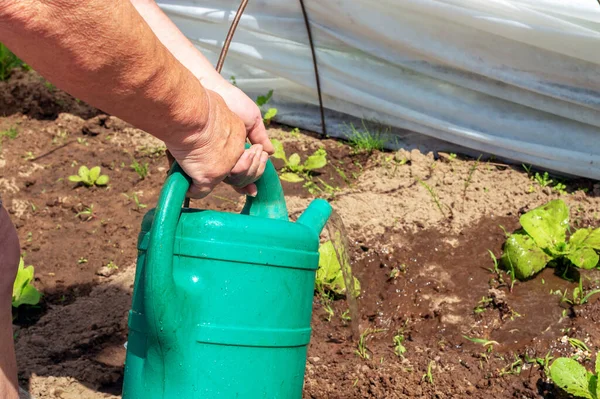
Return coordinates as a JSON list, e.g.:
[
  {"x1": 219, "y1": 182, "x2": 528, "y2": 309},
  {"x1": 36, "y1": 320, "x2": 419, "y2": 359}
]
[{"x1": 122, "y1": 156, "x2": 331, "y2": 398}]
